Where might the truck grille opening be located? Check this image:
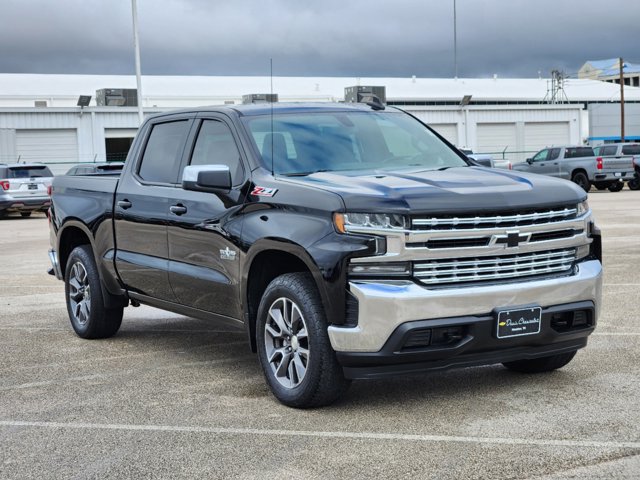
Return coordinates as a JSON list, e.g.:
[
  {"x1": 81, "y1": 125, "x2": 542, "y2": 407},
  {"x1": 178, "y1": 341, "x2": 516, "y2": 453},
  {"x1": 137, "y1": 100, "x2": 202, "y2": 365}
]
[
  {"x1": 413, "y1": 248, "x2": 576, "y2": 286},
  {"x1": 401, "y1": 326, "x2": 466, "y2": 350},
  {"x1": 411, "y1": 206, "x2": 577, "y2": 231},
  {"x1": 550, "y1": 309, "x2": 593, "y2": 332}
]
